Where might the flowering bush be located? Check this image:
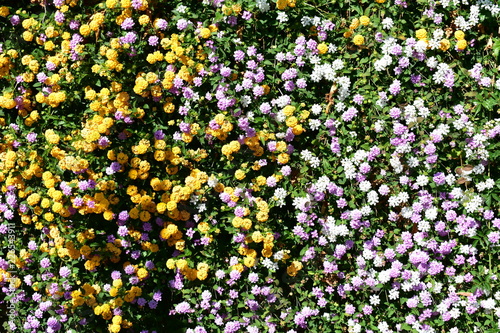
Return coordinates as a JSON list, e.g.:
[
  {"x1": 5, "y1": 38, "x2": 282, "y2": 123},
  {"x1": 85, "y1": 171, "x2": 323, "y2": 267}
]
[{"x1": 1, "y1": 0, "x2": 500, "y2": 332}]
